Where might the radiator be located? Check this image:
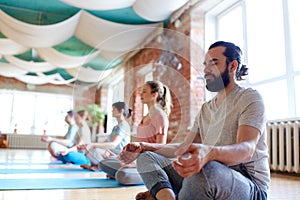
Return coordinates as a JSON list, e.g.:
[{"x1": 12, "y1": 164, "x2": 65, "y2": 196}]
[
  {"x1": 266, "y1": 119, "x2": 300, "y2": 173},
  {"x1": 6, "y1": 134, "x2": 48, "y2": 149}
]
